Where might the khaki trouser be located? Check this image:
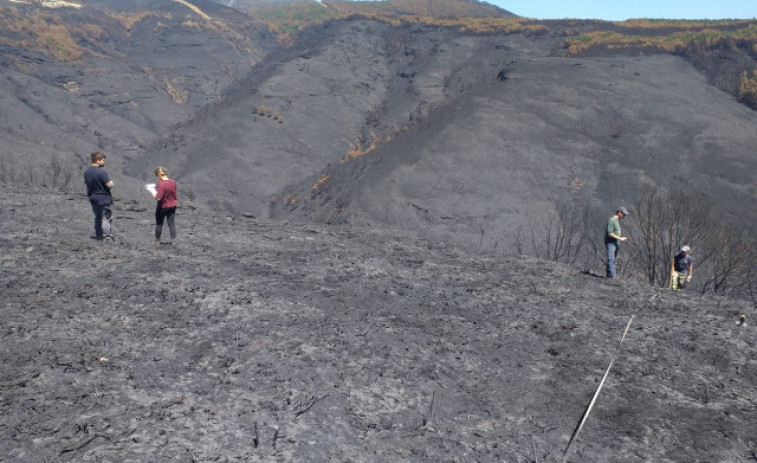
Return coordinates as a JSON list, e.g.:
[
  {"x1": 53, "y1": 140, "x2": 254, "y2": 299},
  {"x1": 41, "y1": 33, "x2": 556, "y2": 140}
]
[{"x1": 670, "y1": 270, "x2": 688, "y2": 290}]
